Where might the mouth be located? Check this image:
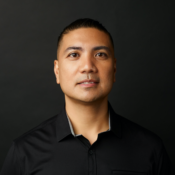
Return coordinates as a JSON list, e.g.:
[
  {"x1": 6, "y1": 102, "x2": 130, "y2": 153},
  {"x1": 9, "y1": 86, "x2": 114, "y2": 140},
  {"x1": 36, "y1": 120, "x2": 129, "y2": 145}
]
[{"x1": 77, "y1": 82, "x2": 98, "y2": 87}]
